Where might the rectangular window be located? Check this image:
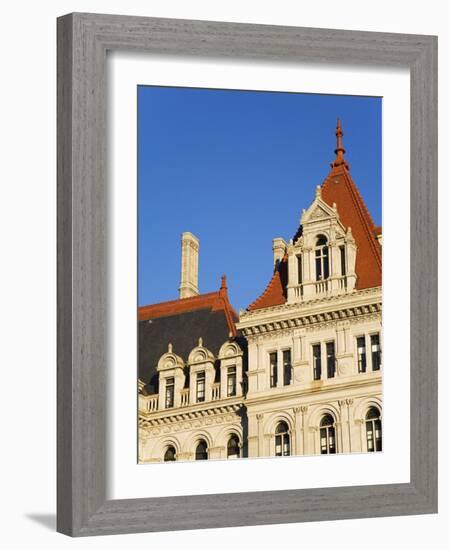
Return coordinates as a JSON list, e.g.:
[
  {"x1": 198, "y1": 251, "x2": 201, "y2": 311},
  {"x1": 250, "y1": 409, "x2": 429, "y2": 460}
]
[
  {"x1": 371, "y1": 333, "x2": 382, "y2": 371},
  {"x1": 312, "y1": 344, "x2": 321, "y2": 380},
  {"x1": 227, "y1": 366, "x2": 237, "y2": 397},
  {"x1": 269, "y1": 352, "x2": 278, "y2": 388},
  {"x1": 323, "y1": 247, "x2": 329, "y2": 279},
  {"x1": 165, "y1": 377, "x2": 175, "y2": 408},
  {"x1": 326, "y1": 341, "x2": 336, "y2": 379},
  {"x1": 196, "y1": 371, "x2": 205, "y2": 402},
  {"x1": 297, "y1": 255, "x2": 302, "y2": 285},
  {"x1": 283, "y1": 349, "x2": 292, "y2": 386},
  {"x1": 340, "y1": 246, "x2": 346, "y2": 277},
  {"x1": 357, "y1": 336, "x2": 366, "y2": 373},
  {"x1": 315, "y1": 254, "x2": 322, "y2": 281}
]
